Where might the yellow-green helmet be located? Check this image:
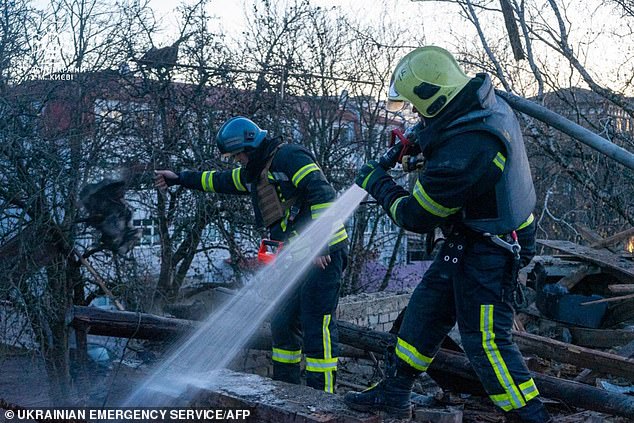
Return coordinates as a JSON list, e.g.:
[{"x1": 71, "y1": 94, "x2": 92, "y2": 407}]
[{"x1": 387, "y1": 46, "x2": 470, "y2": 118}]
